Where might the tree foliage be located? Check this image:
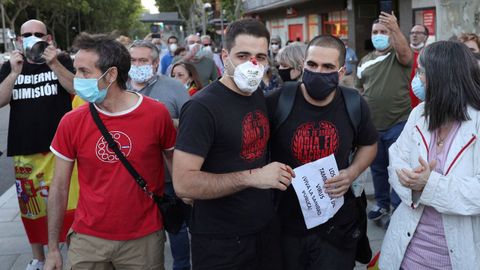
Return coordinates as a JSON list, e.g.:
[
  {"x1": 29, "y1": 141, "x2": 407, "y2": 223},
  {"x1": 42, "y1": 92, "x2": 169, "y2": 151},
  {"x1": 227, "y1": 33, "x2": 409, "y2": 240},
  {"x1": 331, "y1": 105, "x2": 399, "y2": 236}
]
[
  {"x1": 220, "y1": 0, "x2": 243, "y2": 22},
  {"x1": 155, "y1": 0, "x2": 242, "y2": 35},
  {"x1": 1, "y1": 0, "x2": 148, "y2": 50}
]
